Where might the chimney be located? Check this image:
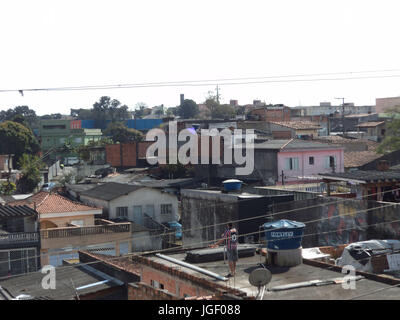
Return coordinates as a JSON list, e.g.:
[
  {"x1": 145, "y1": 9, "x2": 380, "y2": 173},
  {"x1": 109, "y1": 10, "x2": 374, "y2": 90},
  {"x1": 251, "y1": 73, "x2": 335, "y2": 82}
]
[{"x1": 377, "y1": 160, "x2": 390, "y2": 171}]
